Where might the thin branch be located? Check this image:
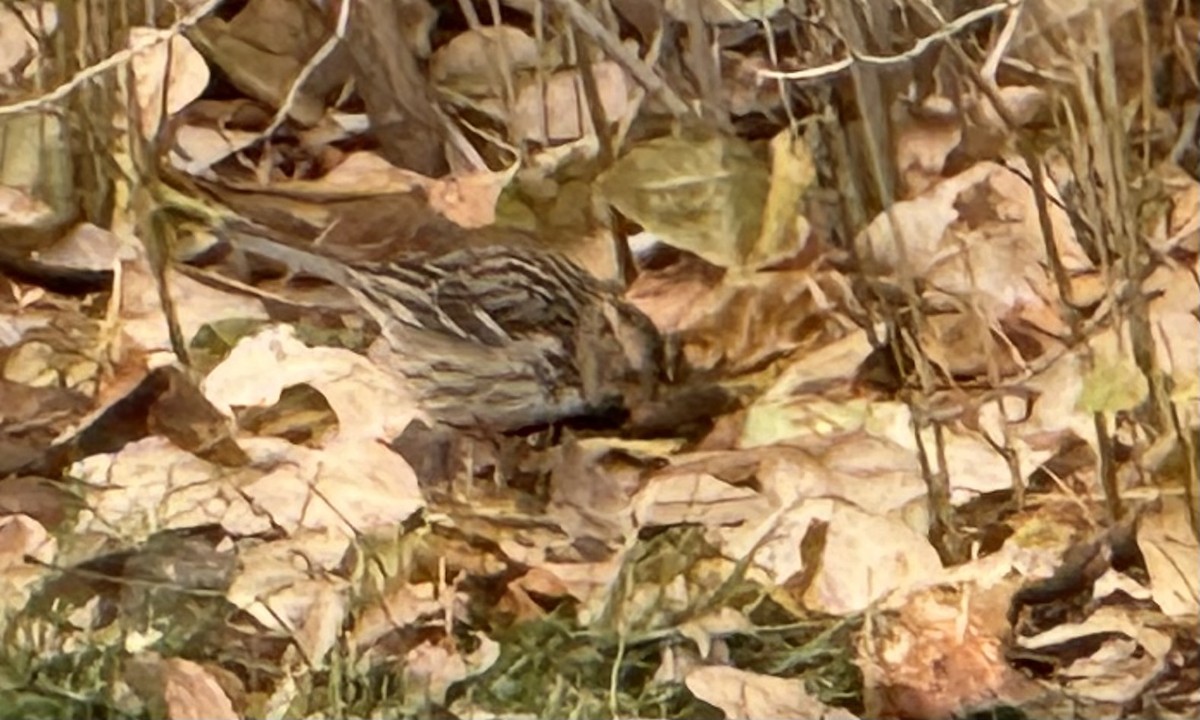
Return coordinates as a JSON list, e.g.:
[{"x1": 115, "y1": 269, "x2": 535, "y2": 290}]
[
  {"x1": 258, "y1": 0, "x2": 352, "y2": 142},
  {"x1": 545, "y1": 0, "x2": 693, "y2": 117},
  {"x1": 0, "y1": 0, "x2": 224, "y2": 117},
  {"x1": 757, "y1": 1, "x2": 1016, "y2": 83}
]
